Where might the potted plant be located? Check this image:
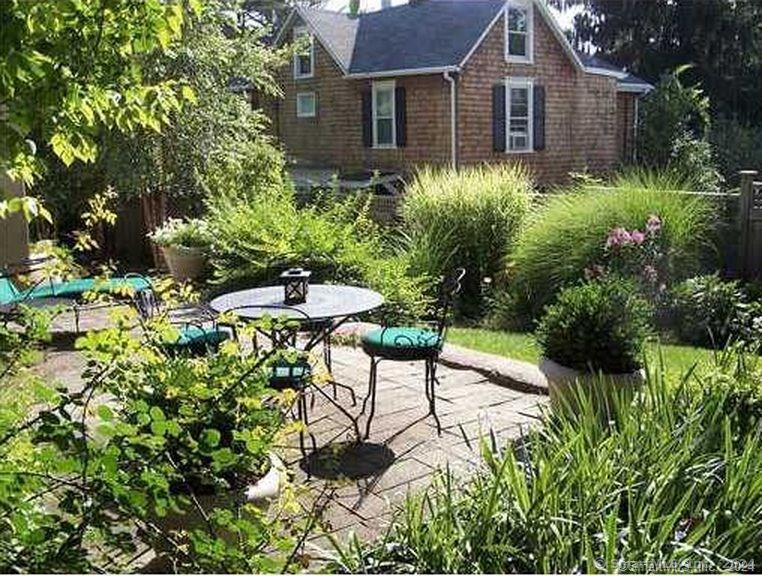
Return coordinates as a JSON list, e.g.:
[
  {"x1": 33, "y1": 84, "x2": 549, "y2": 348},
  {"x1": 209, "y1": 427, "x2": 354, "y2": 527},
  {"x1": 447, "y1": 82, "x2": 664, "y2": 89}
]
[
  {"x1": 536, "y1": 277, "x2": 651, "y2": 414},
  {"x1": 149, "y1": 218, "x2": 212, "y2": 282}
]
